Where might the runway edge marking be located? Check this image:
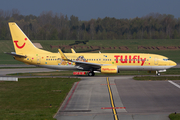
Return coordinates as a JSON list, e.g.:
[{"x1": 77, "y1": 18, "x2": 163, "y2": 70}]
[
  {"x1": 53, "y1": 81, "x2": 80, "y2": 118},
  {"x1": 168, "y1": 80, "x2": 180, "y2": 89},
  {"x1": 62, "y1": 81, "x2": 80, "y2": 110},
  {"x1": 107, "y1": 77, "x2": 119, "y2": 120}
]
